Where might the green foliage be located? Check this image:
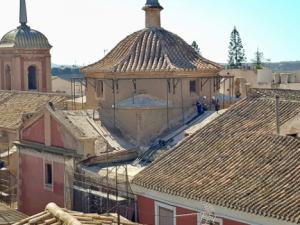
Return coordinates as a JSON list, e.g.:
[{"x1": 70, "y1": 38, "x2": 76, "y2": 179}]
[
  {"x1": 228, "y1": 26, "x2": 247, "y2": 68},
  {"x1": 252, "y1": 48, "x2": 264, "y2": 69},
  {"x1": 191, "y1": 41, "x2": 201, "y2": 55}
]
